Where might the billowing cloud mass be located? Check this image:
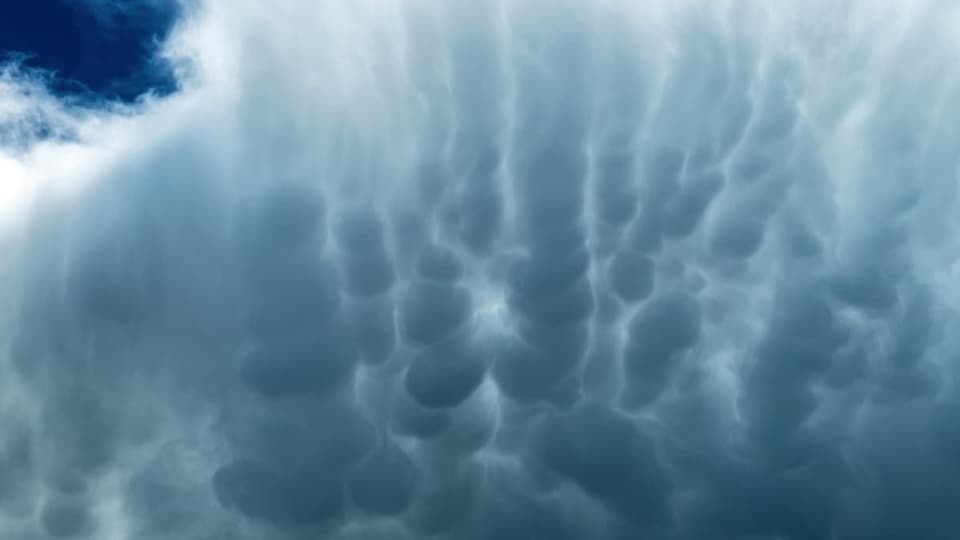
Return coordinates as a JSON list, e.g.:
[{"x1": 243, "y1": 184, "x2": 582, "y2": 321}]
[{"x1": 3, "y1": 0, "x2": 960, "y2": 538}]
